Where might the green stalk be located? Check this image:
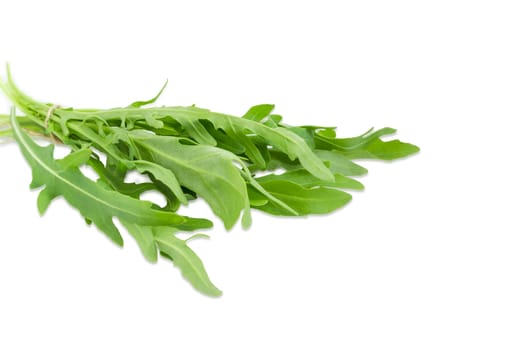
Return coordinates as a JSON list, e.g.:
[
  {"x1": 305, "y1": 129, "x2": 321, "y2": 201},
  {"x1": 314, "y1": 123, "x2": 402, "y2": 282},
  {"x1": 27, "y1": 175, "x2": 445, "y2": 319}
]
[{"x1": 0, "y1": 128, "x2": 12, "y2": 138}]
